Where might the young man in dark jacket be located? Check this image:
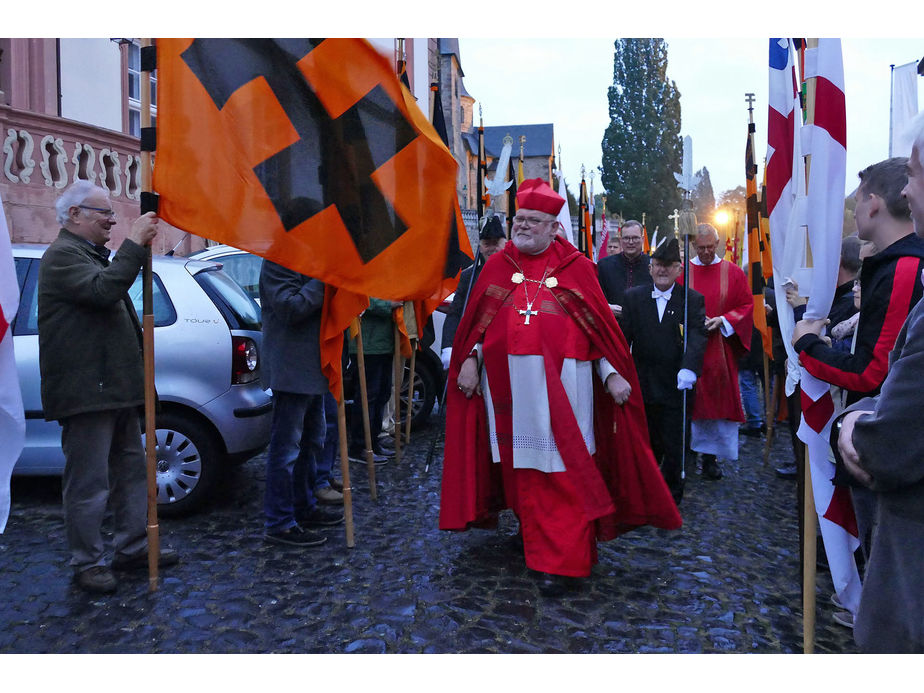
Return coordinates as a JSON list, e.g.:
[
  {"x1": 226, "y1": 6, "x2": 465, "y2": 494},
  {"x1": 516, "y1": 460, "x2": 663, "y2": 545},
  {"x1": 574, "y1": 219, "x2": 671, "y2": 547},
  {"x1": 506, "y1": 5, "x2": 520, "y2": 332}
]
[{"x1": 38, "y1": 180, "x2": 176, "y2": 594}]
